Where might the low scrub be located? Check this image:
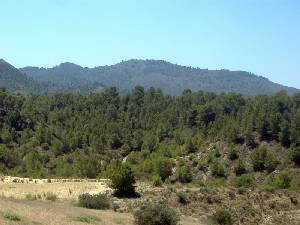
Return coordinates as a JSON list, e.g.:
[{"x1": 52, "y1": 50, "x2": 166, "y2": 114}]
[
  {"x1": 212, "y1": 208, "x2": 232, "y2": 225},
  {"x1": 211, "y1": 161, "x2": 226, "y2": 177},
  {"x1": 152, "y1": 174, "x2": 163, "y2": 187},
  {"x1": 234, "y1": 174, "x2": 255, "y2": 188},
  {"x1": 134, "y1": 203, "x2": 179, "y2": 225},
  {"x1": 76, "y1": 215, "x2": 101, "y2": 223},
  {"x1": 266, "y1": 171, "x2": 292, "y2": 189},
  {"x1": 45, "y1": 192, "x2": 57, "y2": 201},
  {"x1": 78, "y1": 193, "x2": 111, "y2": 210},
  {"x1": 176, "y1": 192, "x2": 188, "y2": 204},
  {"x1": 251, "y1": 147, "x2": 279, "y2": 172},
  {"x1": 3, "y1": 211, "x2": 21, "y2": 221}
]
